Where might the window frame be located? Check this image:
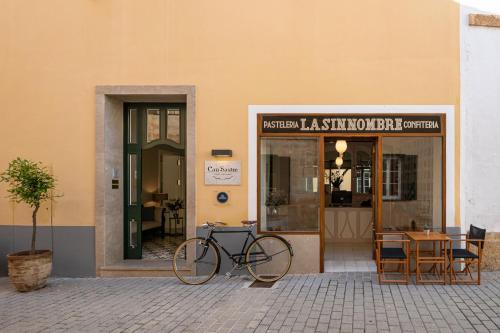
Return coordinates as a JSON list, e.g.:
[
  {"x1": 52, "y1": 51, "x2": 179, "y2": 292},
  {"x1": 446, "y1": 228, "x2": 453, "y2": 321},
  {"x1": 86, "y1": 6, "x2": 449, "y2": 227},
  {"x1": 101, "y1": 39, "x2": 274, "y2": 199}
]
[
  {"x1": 256, "y1": 113, "x2": 446, "y2": 236},
  {"x1": 382, "y1": 155, "x2": 403, "y2": 200}
]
